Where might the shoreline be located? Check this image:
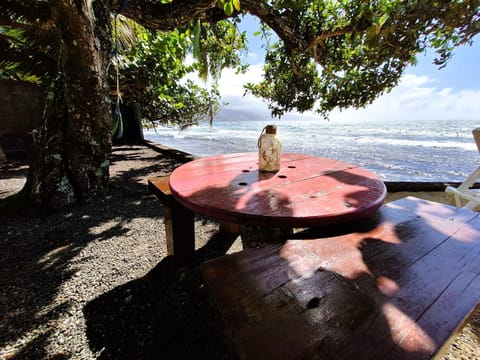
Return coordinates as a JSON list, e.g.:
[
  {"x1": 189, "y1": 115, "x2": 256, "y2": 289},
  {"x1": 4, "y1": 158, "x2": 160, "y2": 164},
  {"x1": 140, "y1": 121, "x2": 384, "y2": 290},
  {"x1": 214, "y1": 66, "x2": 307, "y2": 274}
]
[
  {"x1": 143, "y1": 117, "x2": 480, "y2": 183},
  {"x1": 141, "y1": 139, "x2": 470, "y2": 207},
  {"x1": 143, "y1": 139, "x2": 479, "y2": 192}
]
